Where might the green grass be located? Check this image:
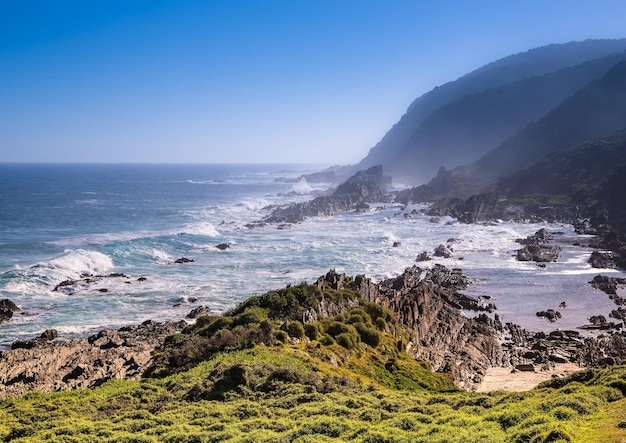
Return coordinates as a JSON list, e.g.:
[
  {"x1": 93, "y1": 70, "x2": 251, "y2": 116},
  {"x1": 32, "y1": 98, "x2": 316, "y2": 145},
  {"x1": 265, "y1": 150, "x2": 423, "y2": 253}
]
[
  {"x1": 0, "y1": 346, "x2": 625, "y2": 442},
  {"x1": 1, "y1": 282, "x2": 624, "y2": 442}
]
